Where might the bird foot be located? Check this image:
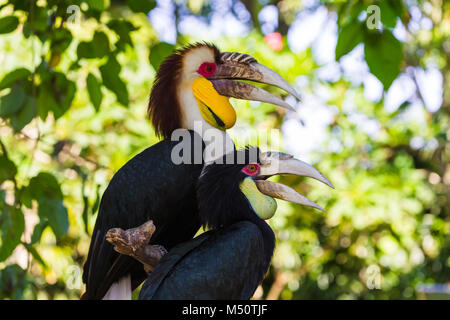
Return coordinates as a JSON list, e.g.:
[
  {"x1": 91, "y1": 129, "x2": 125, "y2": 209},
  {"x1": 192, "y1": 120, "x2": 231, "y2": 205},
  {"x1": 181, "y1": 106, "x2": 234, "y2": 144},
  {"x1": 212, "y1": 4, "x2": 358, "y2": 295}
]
[{"x1": 105, "y1": 220, "x2": 167, "y2": 273}]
